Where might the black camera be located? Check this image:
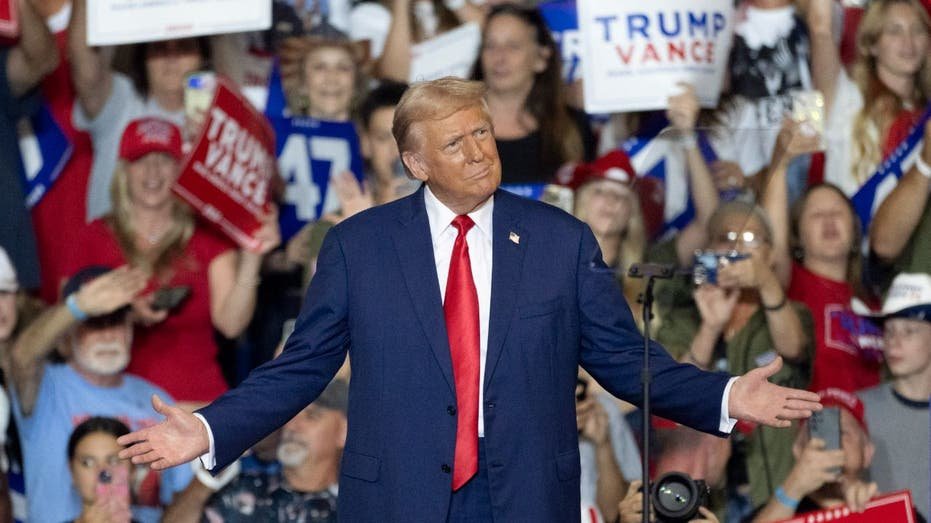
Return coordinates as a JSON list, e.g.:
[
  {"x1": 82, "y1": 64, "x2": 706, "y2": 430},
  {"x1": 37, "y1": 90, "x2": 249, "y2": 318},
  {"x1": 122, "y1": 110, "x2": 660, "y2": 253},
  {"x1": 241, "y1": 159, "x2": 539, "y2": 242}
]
[{"x1": 650, "y1": 471, "x2": 711, "y2": 522}]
